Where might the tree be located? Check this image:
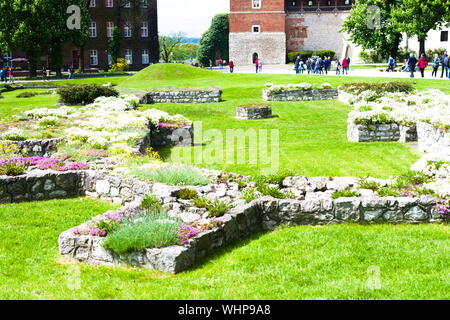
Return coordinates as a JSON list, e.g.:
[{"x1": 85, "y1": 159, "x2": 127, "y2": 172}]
[
  {"x1": 198, "y1": 14, "x2": 229, "y2": 66},
  {"x1": 159, "y1": 33, "x2": 186, "y2": 63},
  {"x1": 341, "y1": 0, "x2": 403, "y2": 59},
  {"x1": 391, "y1": 0, "x2": 450, "y2": 55},
  {"x1": 172, "y1": 43, "x2": 199, "y2": 62},
  {"x1": 0, "y1": 0, "x2": 89, "y2": 76},
  {"x1": 108, "y1": 27, "x2": 122, "y2": 65}
]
